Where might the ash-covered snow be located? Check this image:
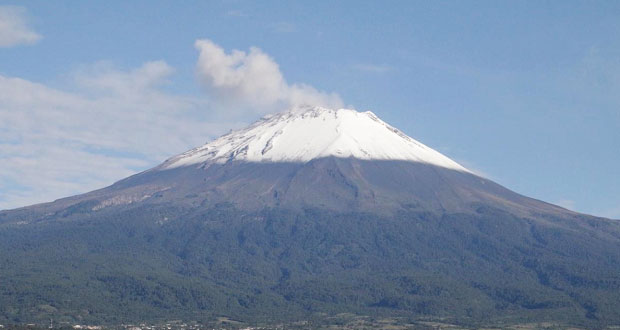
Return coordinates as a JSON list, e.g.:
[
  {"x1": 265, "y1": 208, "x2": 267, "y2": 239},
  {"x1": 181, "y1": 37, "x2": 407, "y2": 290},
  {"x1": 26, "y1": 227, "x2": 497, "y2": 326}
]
[{"x1": 161, "y1": 106, "x2": 468, "y2": 172}]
